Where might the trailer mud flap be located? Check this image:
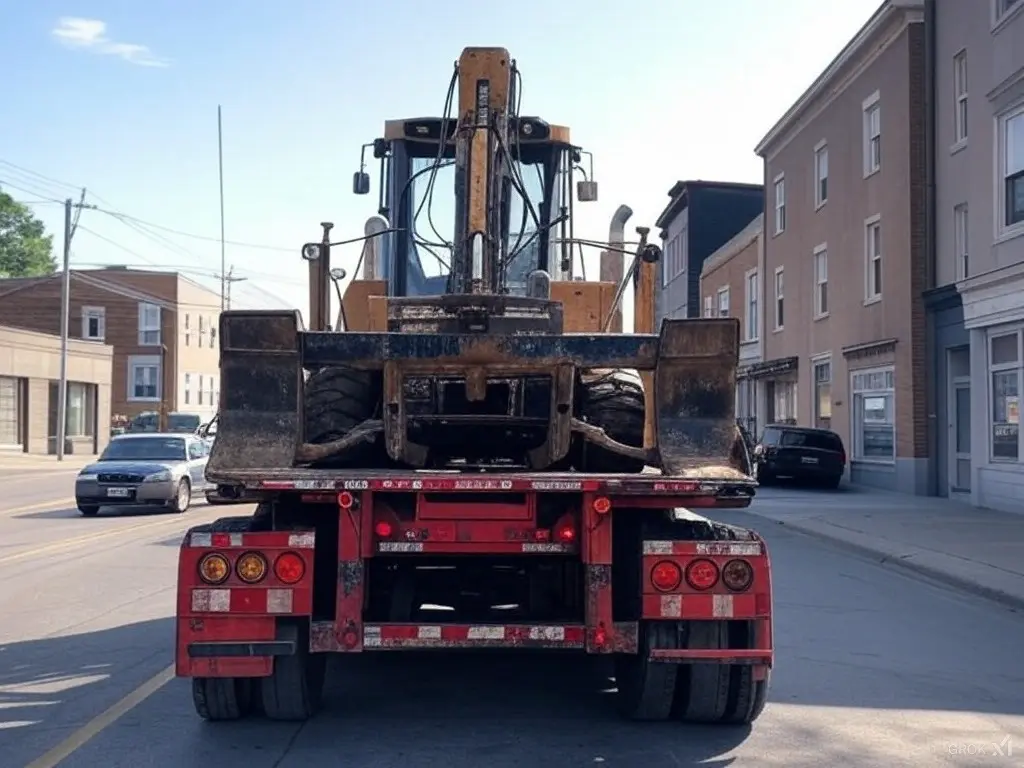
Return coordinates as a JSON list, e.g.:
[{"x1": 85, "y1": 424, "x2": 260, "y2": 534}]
[
  {"x1": 207, "y1": 310, "x2": 303, "y2": 477},
  {"x1": 653, "y1": 319, "x2": 740, "y2": 475}
]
